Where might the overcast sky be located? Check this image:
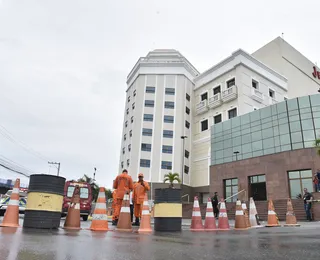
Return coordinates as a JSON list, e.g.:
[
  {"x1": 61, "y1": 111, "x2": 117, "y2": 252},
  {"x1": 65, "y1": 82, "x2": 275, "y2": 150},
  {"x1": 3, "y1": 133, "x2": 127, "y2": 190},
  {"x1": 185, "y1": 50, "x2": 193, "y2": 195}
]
[{"x1": 0, "y1": 0, "x2": 319, "y2": 188}]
